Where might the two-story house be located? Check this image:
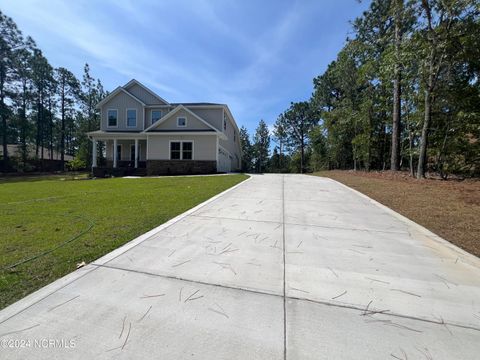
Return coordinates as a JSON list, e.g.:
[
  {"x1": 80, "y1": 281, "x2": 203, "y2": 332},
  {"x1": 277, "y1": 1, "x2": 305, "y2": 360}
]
[{"x1": 88, "y1": 79, "x2": 242, "y2": 176}]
